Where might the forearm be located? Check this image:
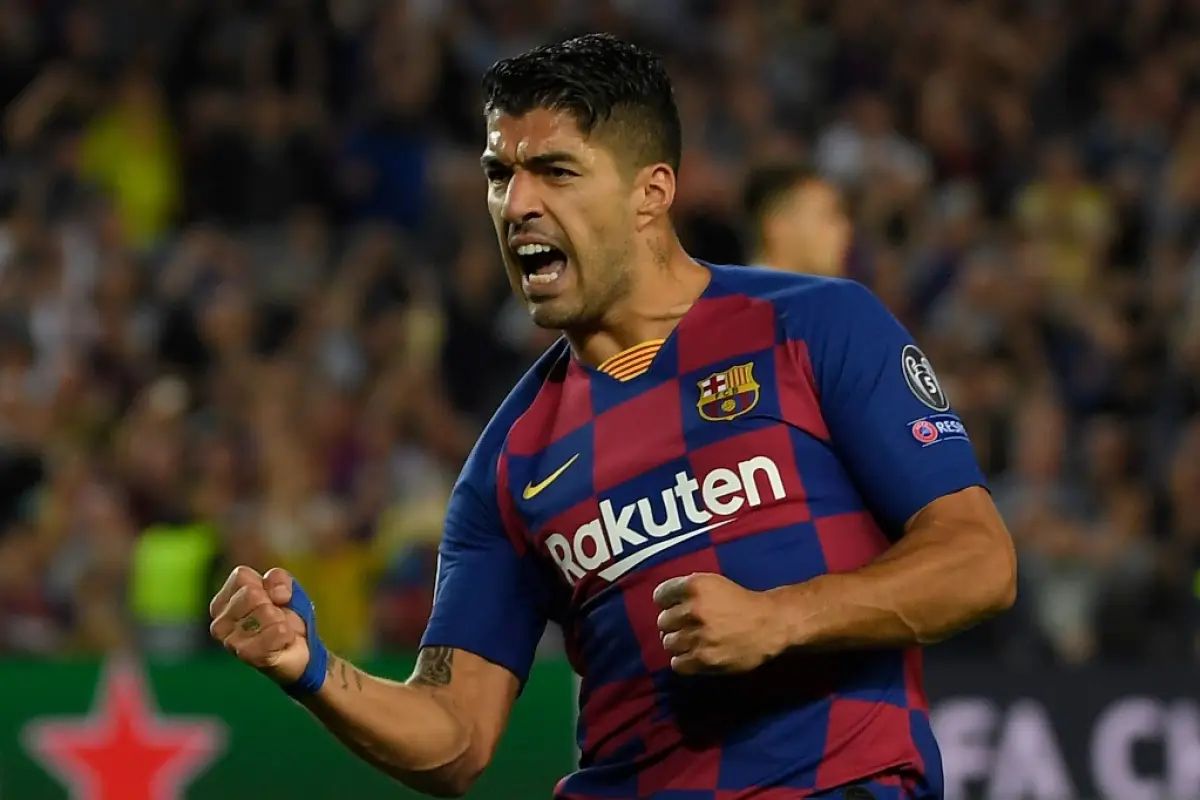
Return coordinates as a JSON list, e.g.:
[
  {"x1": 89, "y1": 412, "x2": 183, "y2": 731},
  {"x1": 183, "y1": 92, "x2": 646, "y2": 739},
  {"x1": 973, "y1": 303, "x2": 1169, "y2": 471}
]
[
  {"x1": 773, "y1": 516, "x2": 1016, "y2": 651},
  {"x1": 298, "y1": 655, "x2": 475, "y2": 797}
]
